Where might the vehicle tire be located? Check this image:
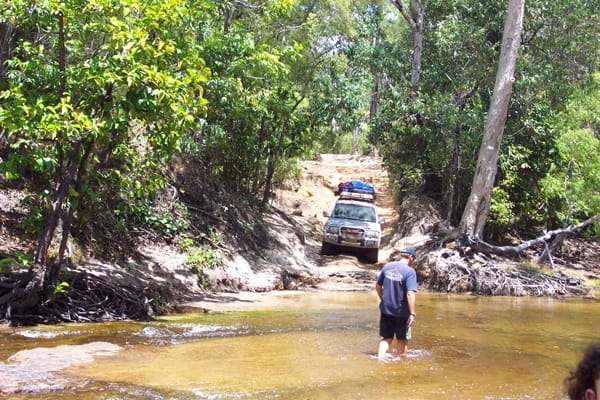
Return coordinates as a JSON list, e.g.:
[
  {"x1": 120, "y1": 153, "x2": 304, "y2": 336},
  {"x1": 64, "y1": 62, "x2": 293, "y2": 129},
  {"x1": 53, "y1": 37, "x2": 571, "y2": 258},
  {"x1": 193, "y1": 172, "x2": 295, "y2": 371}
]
[
  {"x1": 364, "y1": 248, "x2": 379, "y2": 264},
  {"x1": 321, "y1": 242, "x2": 335, "y2": 256}
]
